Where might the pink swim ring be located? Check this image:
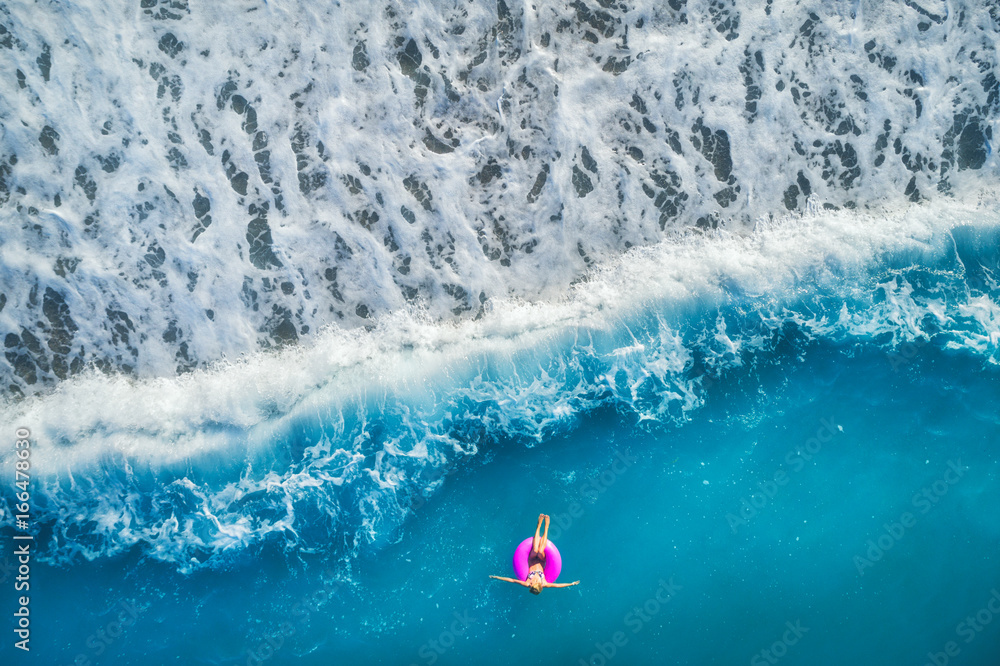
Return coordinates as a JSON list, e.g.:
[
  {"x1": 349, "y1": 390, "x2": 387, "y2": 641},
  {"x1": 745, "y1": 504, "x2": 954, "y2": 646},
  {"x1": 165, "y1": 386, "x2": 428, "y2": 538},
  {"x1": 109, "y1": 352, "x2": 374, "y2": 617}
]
[{"x1": 512, "y1": 537, "x2": 562, "y2": 582}]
